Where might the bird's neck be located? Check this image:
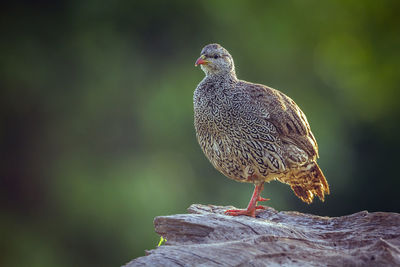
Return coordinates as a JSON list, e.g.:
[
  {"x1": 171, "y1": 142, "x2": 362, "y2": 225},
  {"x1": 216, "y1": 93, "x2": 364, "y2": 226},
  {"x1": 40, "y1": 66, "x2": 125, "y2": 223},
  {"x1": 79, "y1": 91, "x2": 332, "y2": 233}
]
[
  {"x1": 205, "y1": 71, "x2": 237, "y2": 83},
  {"x1": 198, "y1": 73, "x2": 238, "y2": 97}
]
